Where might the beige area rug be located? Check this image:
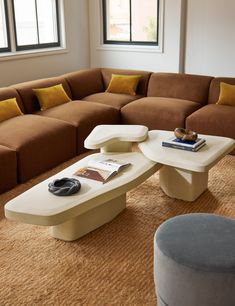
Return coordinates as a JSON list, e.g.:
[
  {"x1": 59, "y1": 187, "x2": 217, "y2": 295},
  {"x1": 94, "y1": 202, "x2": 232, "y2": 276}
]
[{"x1": 0, "y1": 153, "x2": 234, "y2": 306}]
